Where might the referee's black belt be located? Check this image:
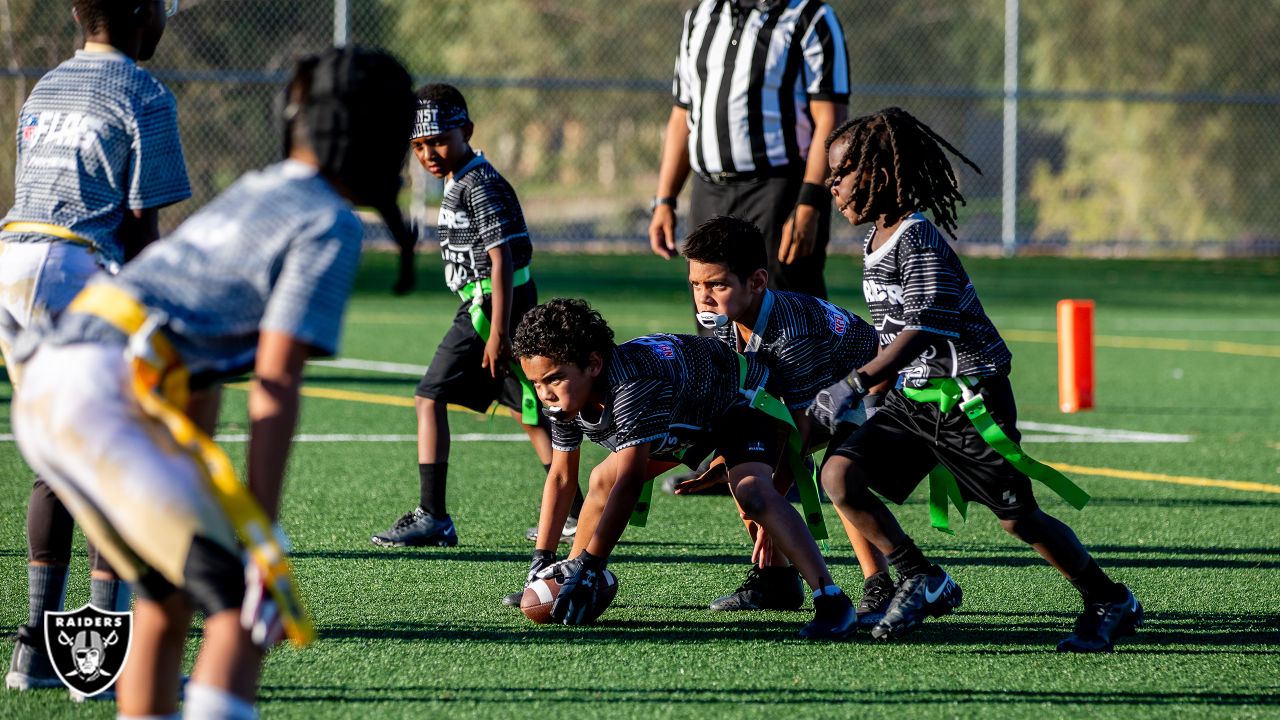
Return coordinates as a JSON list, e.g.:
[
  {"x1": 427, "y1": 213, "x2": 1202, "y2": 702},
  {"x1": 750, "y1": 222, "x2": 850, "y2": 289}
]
[{"x1": 697, "y1": 165, "x2": 798, "y2": 185}]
